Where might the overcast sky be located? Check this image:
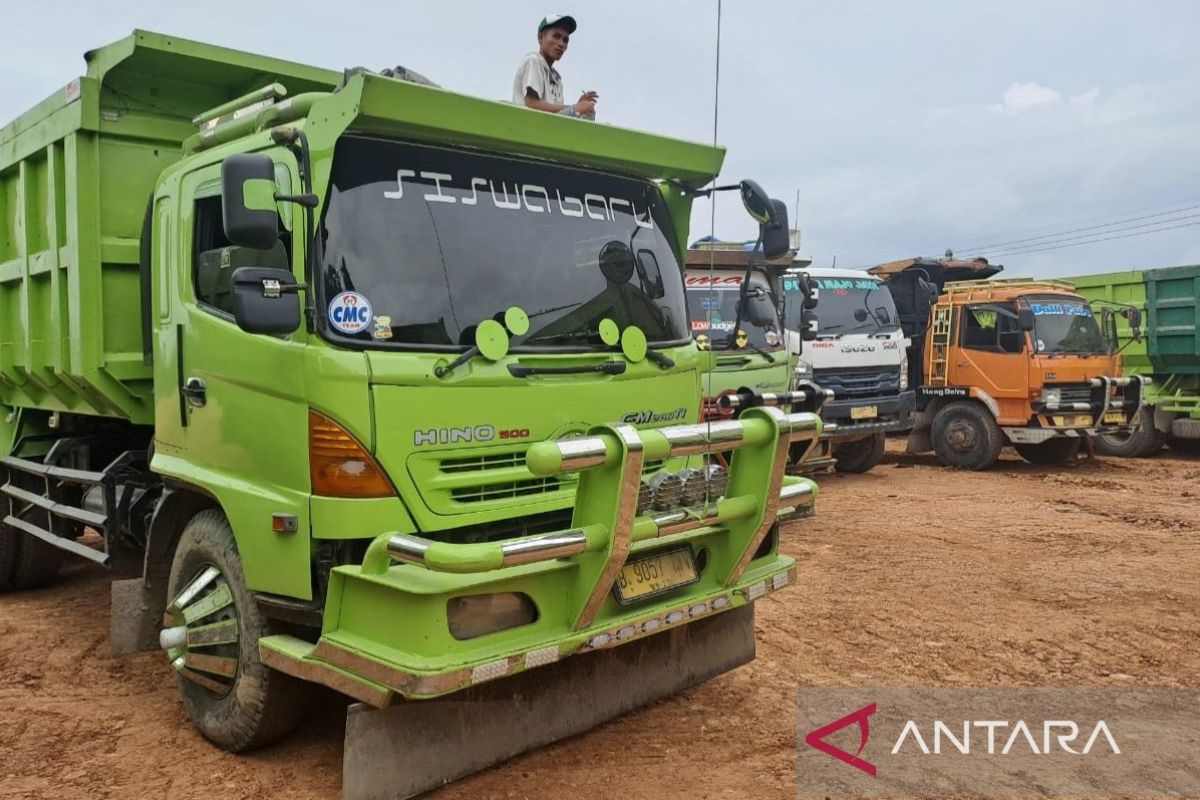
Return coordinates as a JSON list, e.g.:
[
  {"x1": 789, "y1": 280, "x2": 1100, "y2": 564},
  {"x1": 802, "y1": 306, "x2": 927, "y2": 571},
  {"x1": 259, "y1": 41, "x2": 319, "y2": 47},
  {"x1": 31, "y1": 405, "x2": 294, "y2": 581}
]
[{"x1": 5, "y1": 1, "x2": 1199, "y2": 278}]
